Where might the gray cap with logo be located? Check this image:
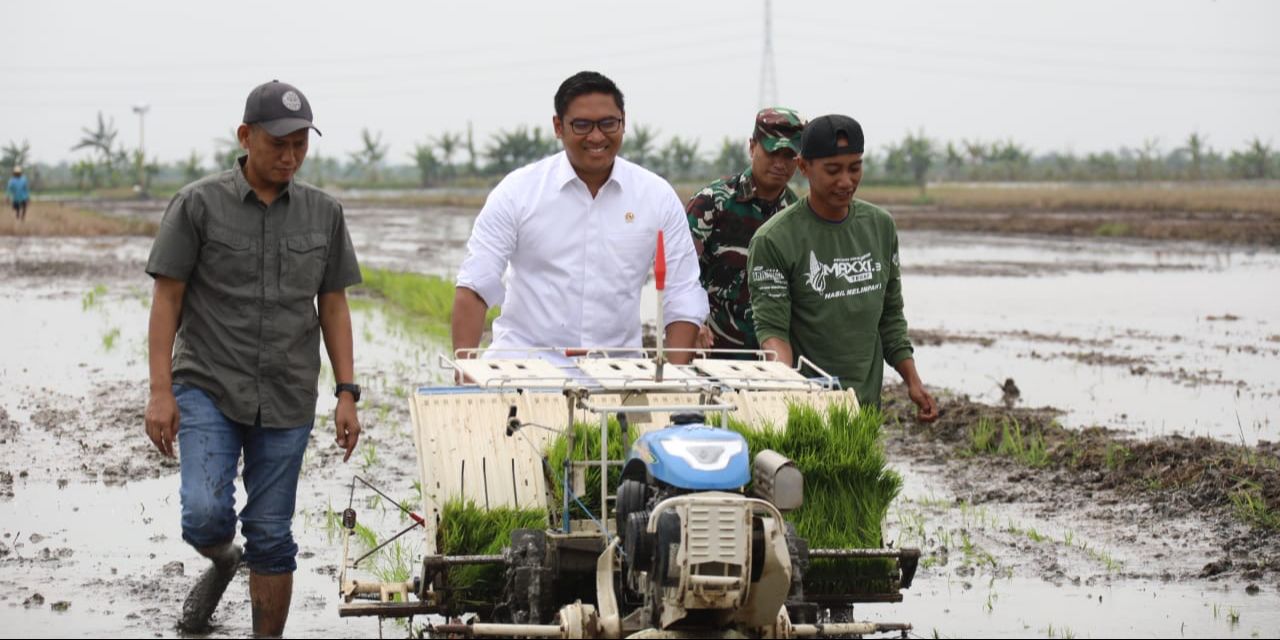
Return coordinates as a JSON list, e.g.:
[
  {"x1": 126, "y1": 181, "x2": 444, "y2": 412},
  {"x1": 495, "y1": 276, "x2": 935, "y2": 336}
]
[{"x1": 243, "y1": 80, "x2": 322, "y2": 137}]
